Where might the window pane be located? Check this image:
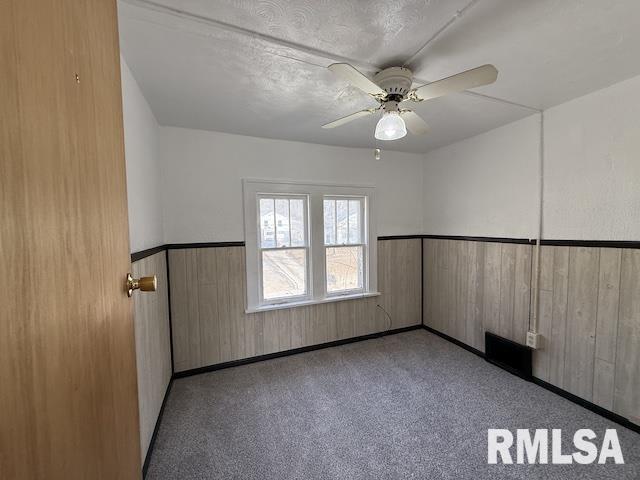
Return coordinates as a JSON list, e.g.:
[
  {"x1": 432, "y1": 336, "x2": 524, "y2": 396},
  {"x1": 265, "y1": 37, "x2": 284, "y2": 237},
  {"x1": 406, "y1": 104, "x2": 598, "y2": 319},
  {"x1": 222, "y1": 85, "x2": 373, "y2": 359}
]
[
  {"x1": 348, "y1": 199, "x2": 361, "y2": 243},
  {"x1": 262, "y1": 249, "x2": 307, "y2": 300},
  {"x1": 336, "y1": 199, "x2": 348, "y2": 244},
  {"x1": 290, "y1": 199, "x2": 305, "y2": 247},
  {"x1": 323, "y1": 199, "x2": 335, "y2": 245},
  {"x1": 326, "y1": 246, "x2": 363, "y2": 293},
  {"x1": 259, "y1": 198, "x2": 275, "y2": 248},
  {"x1": 275, "y1": 198, "x2": 290, "y2": 247}
]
